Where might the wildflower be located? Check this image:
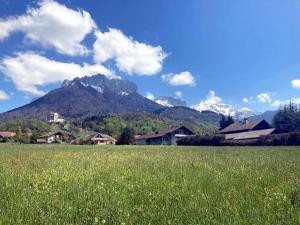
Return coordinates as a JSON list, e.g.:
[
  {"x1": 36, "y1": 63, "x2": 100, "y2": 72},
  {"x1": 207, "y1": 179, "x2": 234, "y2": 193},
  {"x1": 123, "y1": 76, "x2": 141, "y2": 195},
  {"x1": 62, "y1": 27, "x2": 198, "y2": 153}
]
[{"x1": 101, "y1": 219, "x2": 106, "y2": 224}]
